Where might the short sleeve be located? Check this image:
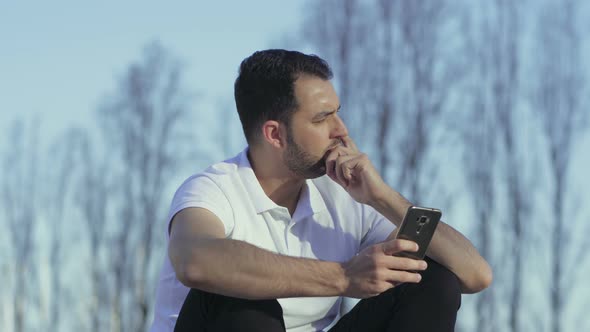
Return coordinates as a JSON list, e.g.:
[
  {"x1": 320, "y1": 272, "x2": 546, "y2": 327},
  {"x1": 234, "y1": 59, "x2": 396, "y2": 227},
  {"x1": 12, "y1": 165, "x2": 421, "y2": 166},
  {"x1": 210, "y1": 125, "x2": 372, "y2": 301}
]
[
  {"x1": 359, "y1": 204, "x2": 396, "y2": 251},
  {"x1": 167, "y1": 175, "x2": 235, "y2": 237}
]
